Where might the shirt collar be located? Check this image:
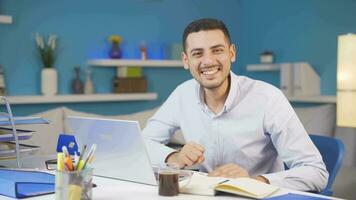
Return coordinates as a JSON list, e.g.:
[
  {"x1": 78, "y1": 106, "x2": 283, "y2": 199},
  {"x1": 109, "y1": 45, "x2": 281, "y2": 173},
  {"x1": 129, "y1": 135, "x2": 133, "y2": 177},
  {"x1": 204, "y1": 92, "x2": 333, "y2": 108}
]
[
  {"x1": 195, "y1": 71, "x2": 239, "y2": 113},
  {"x1": 224, "y1": 71, "x2": 239, "y2": 112}
]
